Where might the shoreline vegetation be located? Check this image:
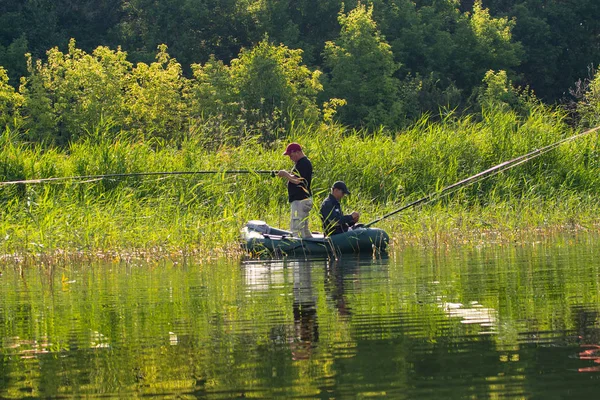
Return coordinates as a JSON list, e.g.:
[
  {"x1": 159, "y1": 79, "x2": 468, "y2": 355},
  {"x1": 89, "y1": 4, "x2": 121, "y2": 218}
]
[
  {"x1": 2, "y1": 210, "x2": 599, "y2": 266},
  {"x1": 2, "y1": 105, "x2": 600, "y2": 264},
  {"x1": 1, "y1": 12, "x2": 600, "y2": 265}
]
